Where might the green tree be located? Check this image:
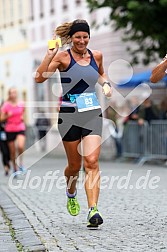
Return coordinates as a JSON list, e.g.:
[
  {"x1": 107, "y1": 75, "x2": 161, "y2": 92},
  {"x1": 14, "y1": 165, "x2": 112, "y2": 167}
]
[{"x1": 86, "y1": 0, "x2": 167, "y2": 65}]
